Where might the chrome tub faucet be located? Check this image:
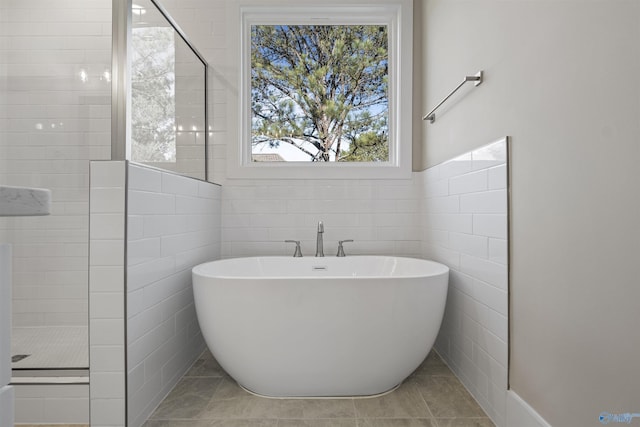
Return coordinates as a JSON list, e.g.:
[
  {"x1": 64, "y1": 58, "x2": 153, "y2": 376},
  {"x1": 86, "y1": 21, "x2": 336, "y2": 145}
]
[{"x1": 316, "y1": 221, "x2": 324, "y2": 257}]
